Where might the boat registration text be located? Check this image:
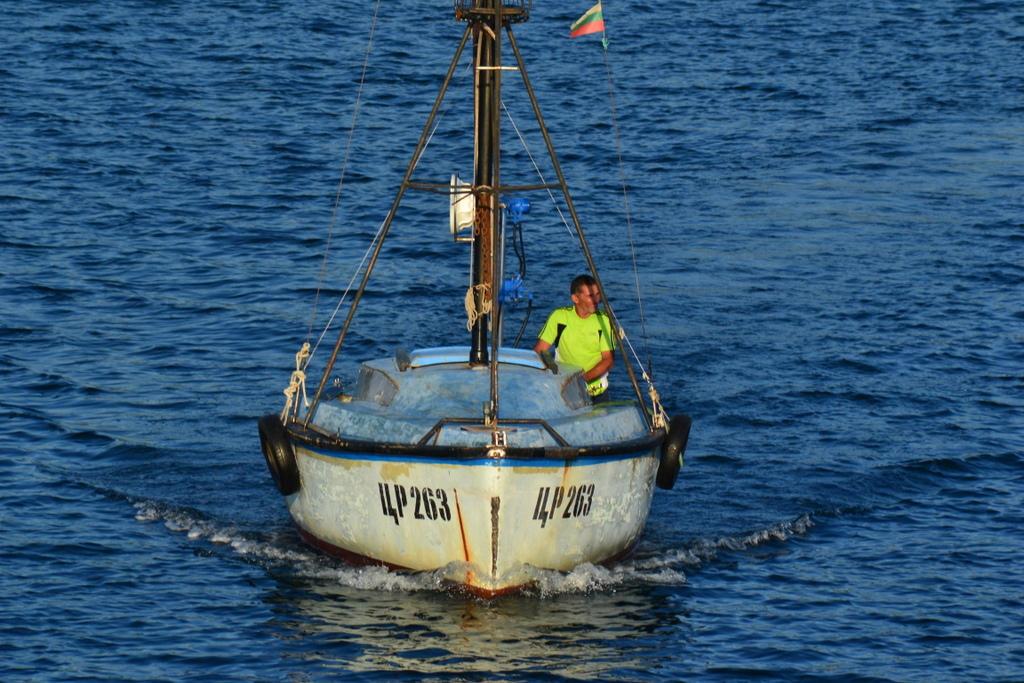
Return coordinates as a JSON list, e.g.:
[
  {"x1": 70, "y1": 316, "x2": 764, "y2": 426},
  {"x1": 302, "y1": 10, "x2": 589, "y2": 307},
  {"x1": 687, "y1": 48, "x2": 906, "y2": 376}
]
[{"x1": 375, "y1": 482, "x2": 597, "y2": 528}]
